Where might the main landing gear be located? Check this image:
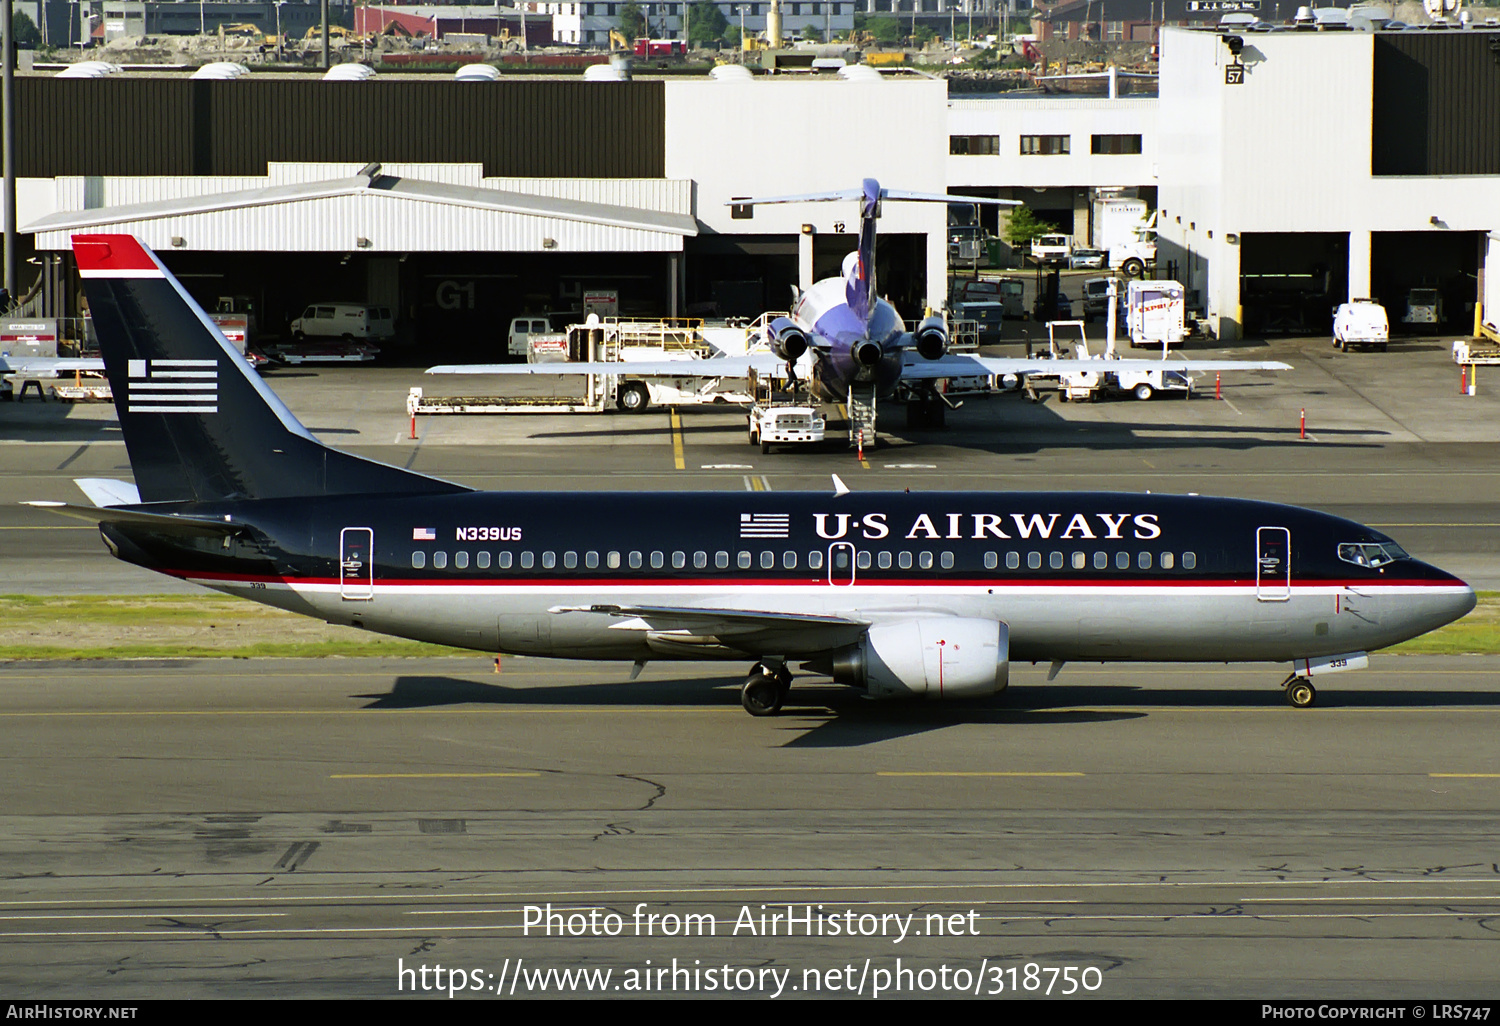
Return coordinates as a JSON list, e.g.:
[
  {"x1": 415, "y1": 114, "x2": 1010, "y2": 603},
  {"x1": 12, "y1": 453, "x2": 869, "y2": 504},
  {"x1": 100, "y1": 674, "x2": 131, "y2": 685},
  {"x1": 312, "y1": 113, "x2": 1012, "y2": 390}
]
[
  {"x1": 742, "y1": 661, "x2": 792, "y2": 717},
  {"x1": 1281, "y1": 672, "x2": 1317, "y2": 708}
]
